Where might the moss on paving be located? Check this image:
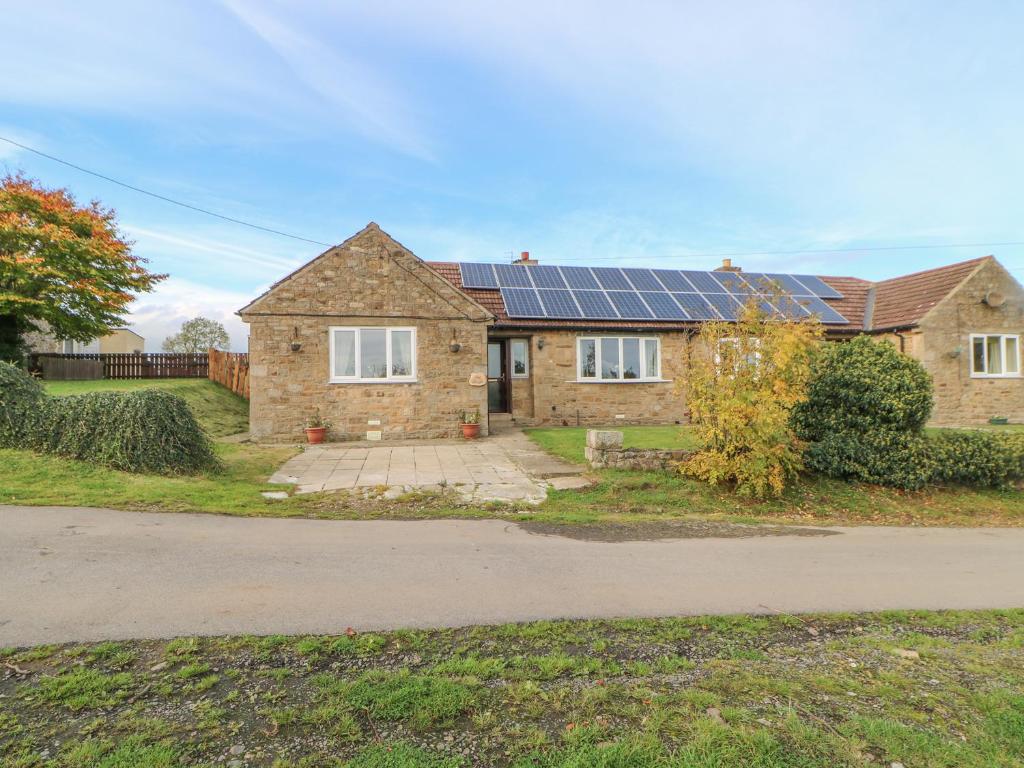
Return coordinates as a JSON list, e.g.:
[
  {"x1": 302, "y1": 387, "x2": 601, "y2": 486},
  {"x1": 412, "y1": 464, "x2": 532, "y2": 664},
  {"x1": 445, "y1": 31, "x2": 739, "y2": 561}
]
[{"x1": 2, "y1": 611, "x2": 1023, "y2": 766}]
